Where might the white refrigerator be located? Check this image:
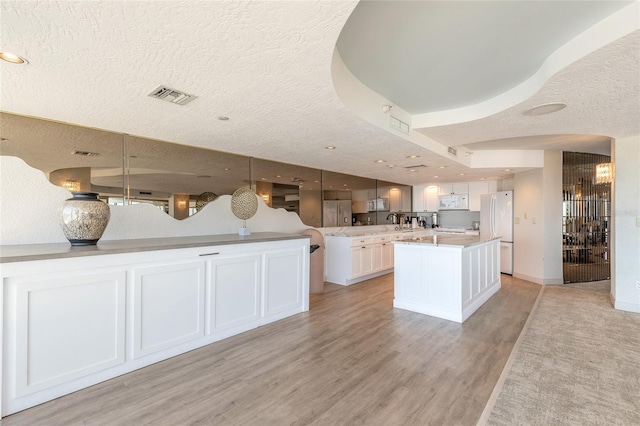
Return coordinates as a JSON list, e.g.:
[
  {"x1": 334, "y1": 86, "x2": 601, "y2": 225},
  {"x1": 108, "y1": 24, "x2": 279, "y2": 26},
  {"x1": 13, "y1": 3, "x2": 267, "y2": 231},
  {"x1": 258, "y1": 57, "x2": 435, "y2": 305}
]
[{"x1": 480, "y1": 191, "x2": 513, "y2": 275}]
